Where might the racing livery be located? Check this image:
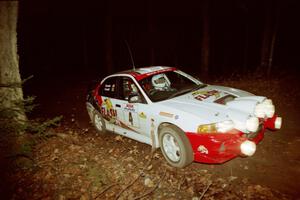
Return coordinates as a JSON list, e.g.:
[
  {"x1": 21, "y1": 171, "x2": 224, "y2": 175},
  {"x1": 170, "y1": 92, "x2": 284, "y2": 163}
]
[{"x1": 86, "y1": 66, "x2": 282, "y2": 168}]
